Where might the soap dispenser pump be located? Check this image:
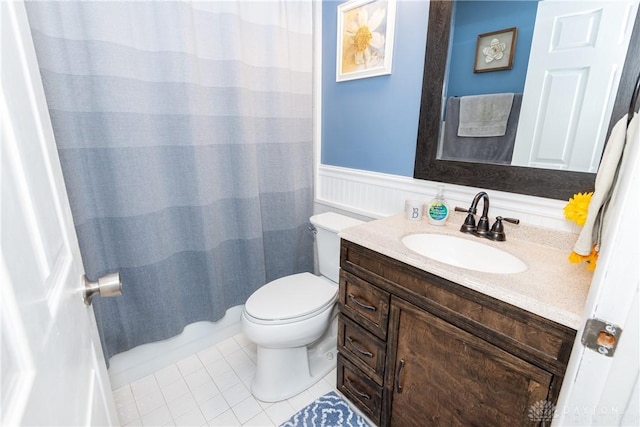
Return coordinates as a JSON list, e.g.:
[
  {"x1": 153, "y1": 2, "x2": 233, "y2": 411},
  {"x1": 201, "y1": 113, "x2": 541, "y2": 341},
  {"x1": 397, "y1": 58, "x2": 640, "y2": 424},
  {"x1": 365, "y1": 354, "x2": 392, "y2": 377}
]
[{"x1": 427, "y1": 185, "x2": 450, "y2": 226}]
